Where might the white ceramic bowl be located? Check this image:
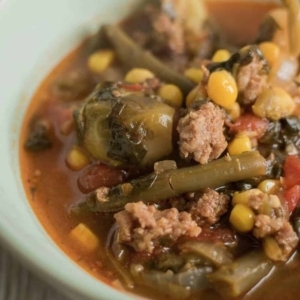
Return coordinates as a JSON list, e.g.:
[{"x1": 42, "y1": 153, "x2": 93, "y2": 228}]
[{"x1": 0, "y1": 0, "x2": 143, "y2": 299}]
